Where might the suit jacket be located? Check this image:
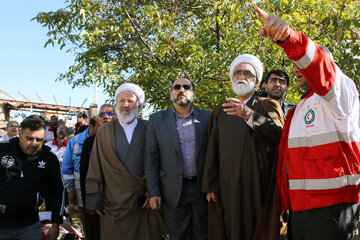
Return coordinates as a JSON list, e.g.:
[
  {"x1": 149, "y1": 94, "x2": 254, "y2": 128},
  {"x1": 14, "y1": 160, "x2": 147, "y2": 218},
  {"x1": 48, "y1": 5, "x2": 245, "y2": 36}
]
[{"x1": 145, "y1": 107, "x2": 211, "y2": 208}]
